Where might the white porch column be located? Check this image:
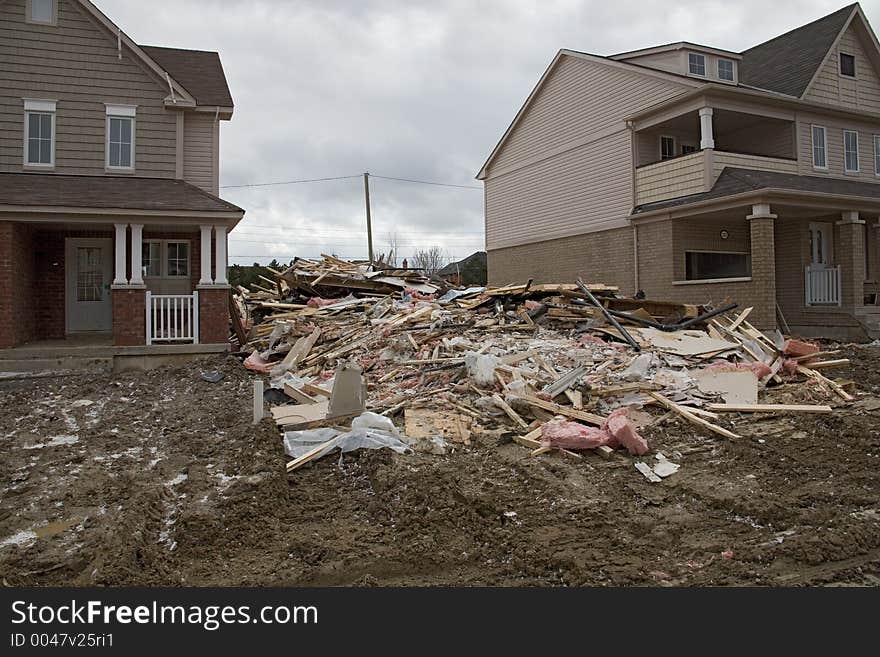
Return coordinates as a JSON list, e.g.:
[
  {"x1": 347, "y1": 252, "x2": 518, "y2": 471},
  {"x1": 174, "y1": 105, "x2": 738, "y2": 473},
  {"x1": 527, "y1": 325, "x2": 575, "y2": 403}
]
[
  {"x1": 129, "y1": 223, "x2": 144, "y2": 286},
  {"x1": 699, "y1": 107, "x2": 715, "y2": 150},
  {"x1": 113, "y1": 223, "x2": 128, "y2": 285},
  {"x1": 199, "y1": 224, "x2": 213, "y2": 285},
  {"x1": 214, "y1": 225, "x2": 228, "y2": 285}
]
